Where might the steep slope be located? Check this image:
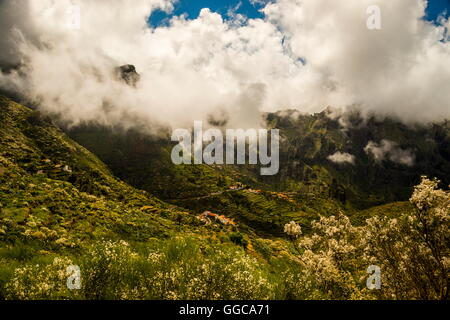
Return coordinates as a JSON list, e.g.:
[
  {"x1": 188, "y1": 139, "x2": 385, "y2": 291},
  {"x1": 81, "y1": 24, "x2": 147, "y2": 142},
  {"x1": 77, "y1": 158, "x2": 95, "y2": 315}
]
[
  {"x1": 0, "y1": 95, "x2": 427, "y2": 300},
  {"x1": 0, "y1": 95, "x2": 306, "y2": 300},
  {"x1": 65, "y1": 108, "x2": 450, "y2": 212},
  {"x1": 0, "y1": 94, "x2": 216, "y2": 255},
  {"x1": 263, "y1": 110, "x2": 450, "y2": 208},
  {"x1": 67, "y1": 124, "x2": 238, "y2": 200}
]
